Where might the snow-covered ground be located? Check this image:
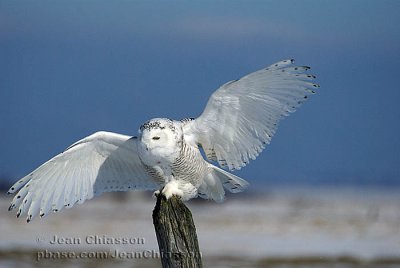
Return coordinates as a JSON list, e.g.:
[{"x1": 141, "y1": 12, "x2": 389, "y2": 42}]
[{"x1": 1, "y1": 186, "x2": 399, "y2": 267}]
